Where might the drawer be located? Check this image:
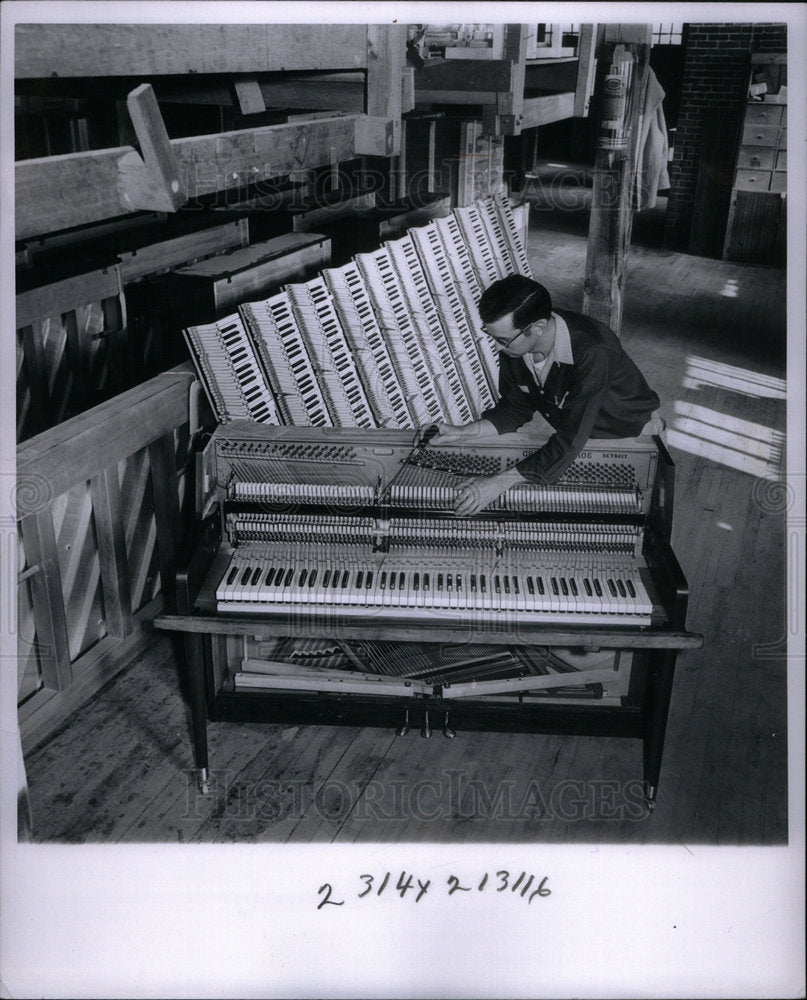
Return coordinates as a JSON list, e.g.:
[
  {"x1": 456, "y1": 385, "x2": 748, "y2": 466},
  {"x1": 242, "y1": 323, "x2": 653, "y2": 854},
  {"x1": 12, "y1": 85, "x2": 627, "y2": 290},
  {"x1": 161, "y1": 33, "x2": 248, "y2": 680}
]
[
  {"x1": 737, "y1": 147, "x2": 775, "y2": 171},
  {"x1": 741, "y1": 123, "x2": 780, "y2": 146},
  {"x1": 770, "y1": 173, "x2": 787, "y2": 194},
  {"x1": 776, "y1": 149, "x2": 787, "y2": 170},
  {"x1": 745, "y1": 103, "x2": 783, "y2": 126},
  {"x1": 735, "y1": 169, "x2": 772, "y2": 192}
]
